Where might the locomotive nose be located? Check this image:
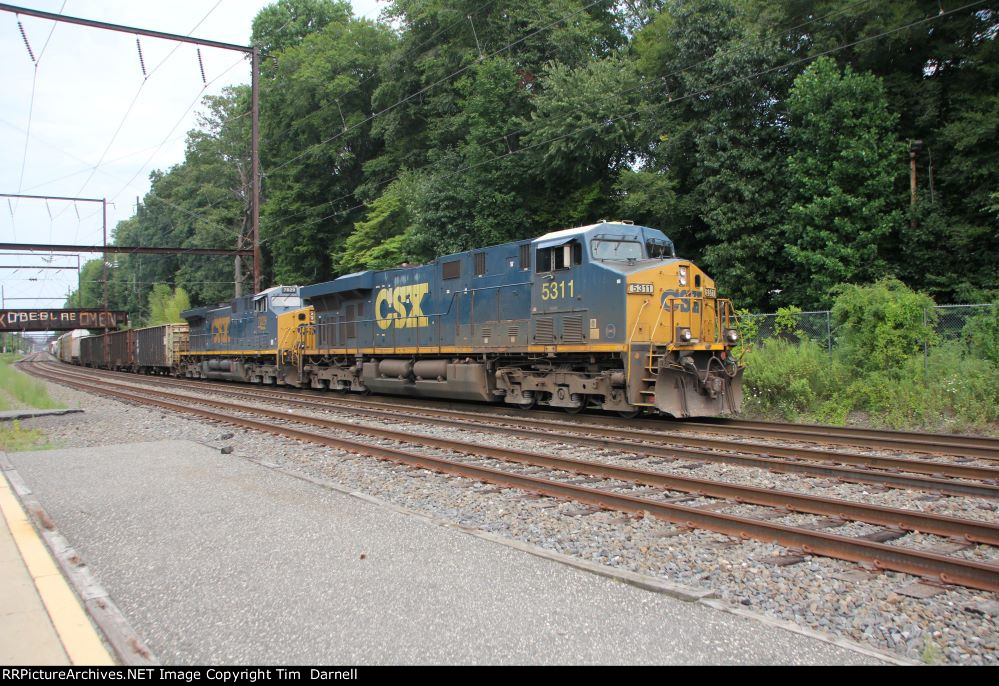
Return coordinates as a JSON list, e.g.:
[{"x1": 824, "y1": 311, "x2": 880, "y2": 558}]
[{"x1": 624, "y1": 261, "x2": 743, "y2": 417}]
